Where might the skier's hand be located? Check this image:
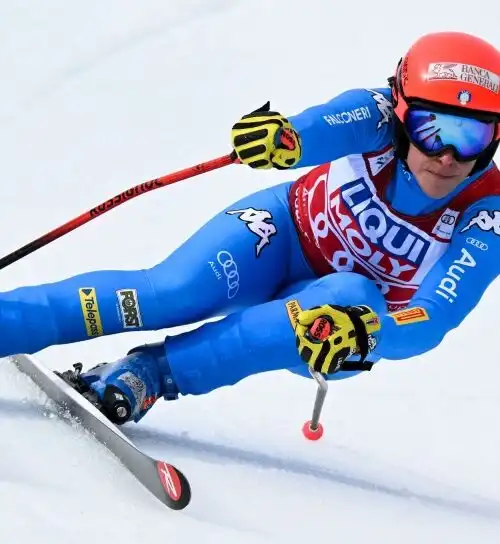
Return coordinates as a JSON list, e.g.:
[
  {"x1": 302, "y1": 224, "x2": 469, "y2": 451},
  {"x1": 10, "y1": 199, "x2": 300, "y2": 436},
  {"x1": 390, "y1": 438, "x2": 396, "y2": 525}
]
[
  {"x1": 231, "y1": 102, "x2": 301, "y2": 169},
  {"x1": 294, "y1": 305, "x2": 381, "y2": 374}
]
